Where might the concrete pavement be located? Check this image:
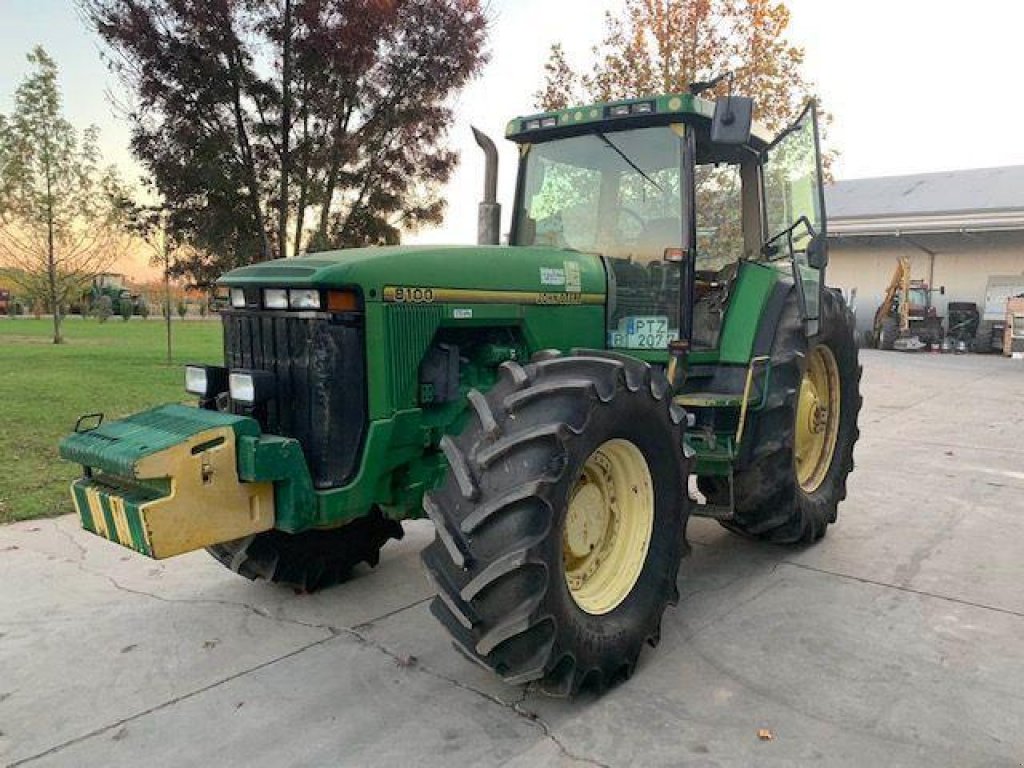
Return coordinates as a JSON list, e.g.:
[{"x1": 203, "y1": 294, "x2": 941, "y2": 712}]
[{"x1": 2, "y1": 350, "x2": 1023, "y2": 766}]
